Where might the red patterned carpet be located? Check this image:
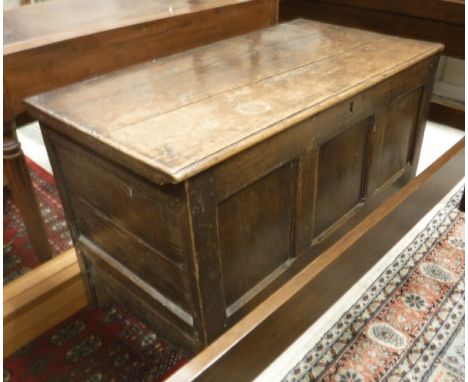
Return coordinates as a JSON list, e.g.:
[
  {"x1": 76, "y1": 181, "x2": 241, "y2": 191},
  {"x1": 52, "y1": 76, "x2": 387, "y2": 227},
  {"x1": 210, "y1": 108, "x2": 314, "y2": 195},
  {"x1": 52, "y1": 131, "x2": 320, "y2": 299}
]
[
  {"x1": 4, "y1": 305, "x2": 187, "y2": 382},
  {"x1": 283, "y1": 190, "x2": 465, "y2": 382},
  {"x1": 3, "y1": 159, "x2": 188, "y2": 381},
  {"x1": 3, "y1": 158, "x2": 73, "y2": 284}
]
